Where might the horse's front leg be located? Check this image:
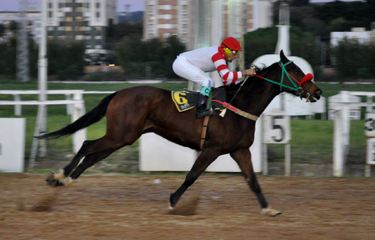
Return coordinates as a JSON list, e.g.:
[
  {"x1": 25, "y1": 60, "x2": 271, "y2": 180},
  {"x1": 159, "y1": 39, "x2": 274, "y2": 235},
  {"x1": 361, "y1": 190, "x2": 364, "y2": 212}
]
[
  {"x1": 230, "y1": 148, "x2": 281, "y2": 216},
  {"x1": 169, "y1": 149, "x2": 220, "y2": 208}
]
